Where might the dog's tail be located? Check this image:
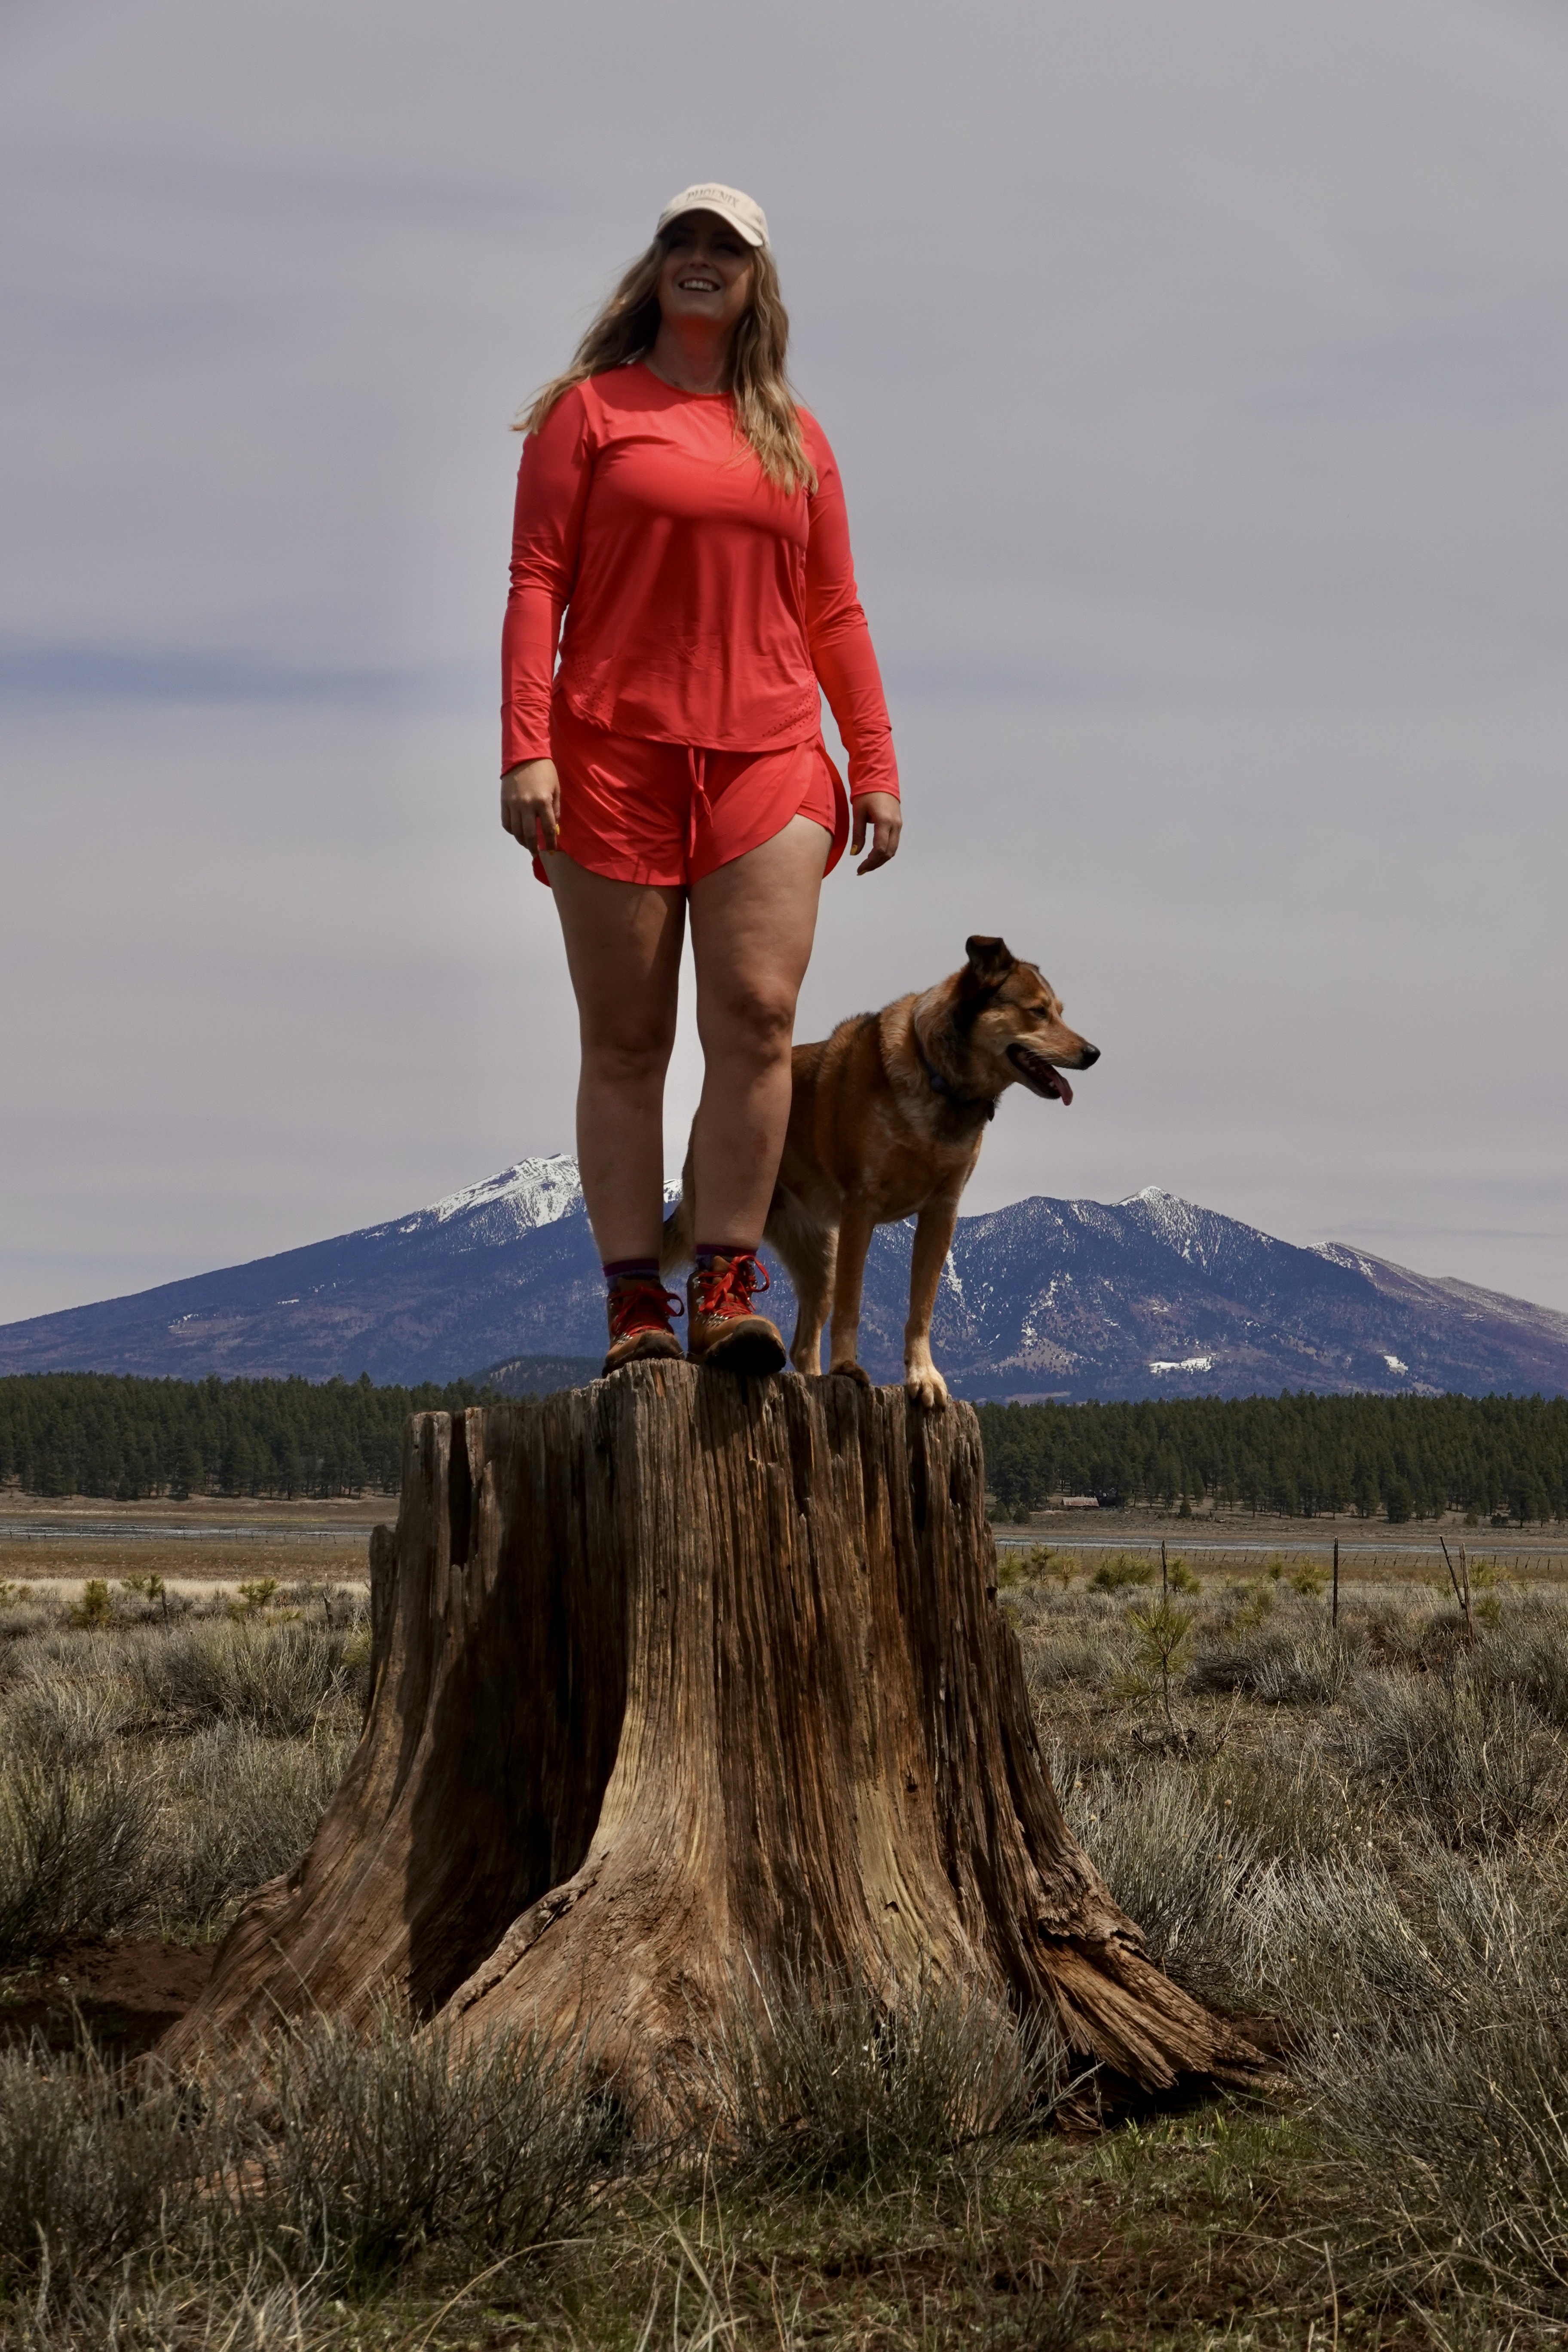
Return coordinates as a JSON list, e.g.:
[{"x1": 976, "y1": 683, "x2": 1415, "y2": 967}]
[
  {"x1": 660, "y1": 1136, "x2": 696, "y2": 1277},
  {"x1": 660, "y1": 1134, "x2": 802, "y2": 1279},
  {"x1": 659, "y1": 1200, "x2": 692, "y2": 1278}
]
